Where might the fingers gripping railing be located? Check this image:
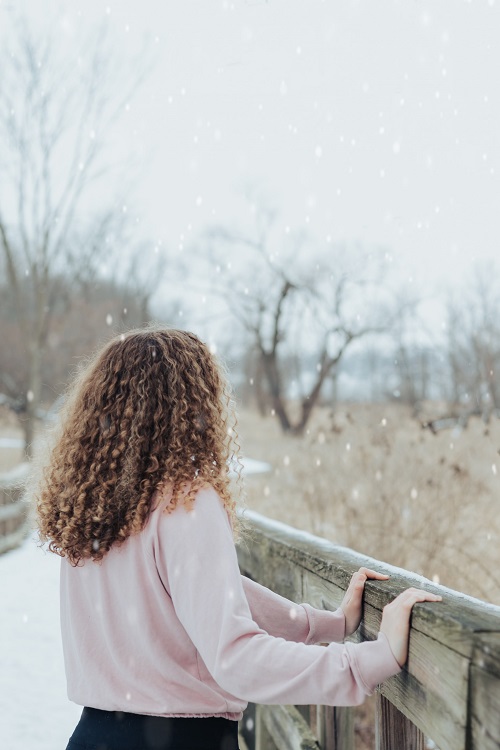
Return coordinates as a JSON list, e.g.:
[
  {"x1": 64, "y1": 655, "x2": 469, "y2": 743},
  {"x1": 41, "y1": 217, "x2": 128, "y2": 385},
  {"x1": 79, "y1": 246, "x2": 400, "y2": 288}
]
[{"x1": 236, "y1": 510, "x2": 500, "y2": 750}]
